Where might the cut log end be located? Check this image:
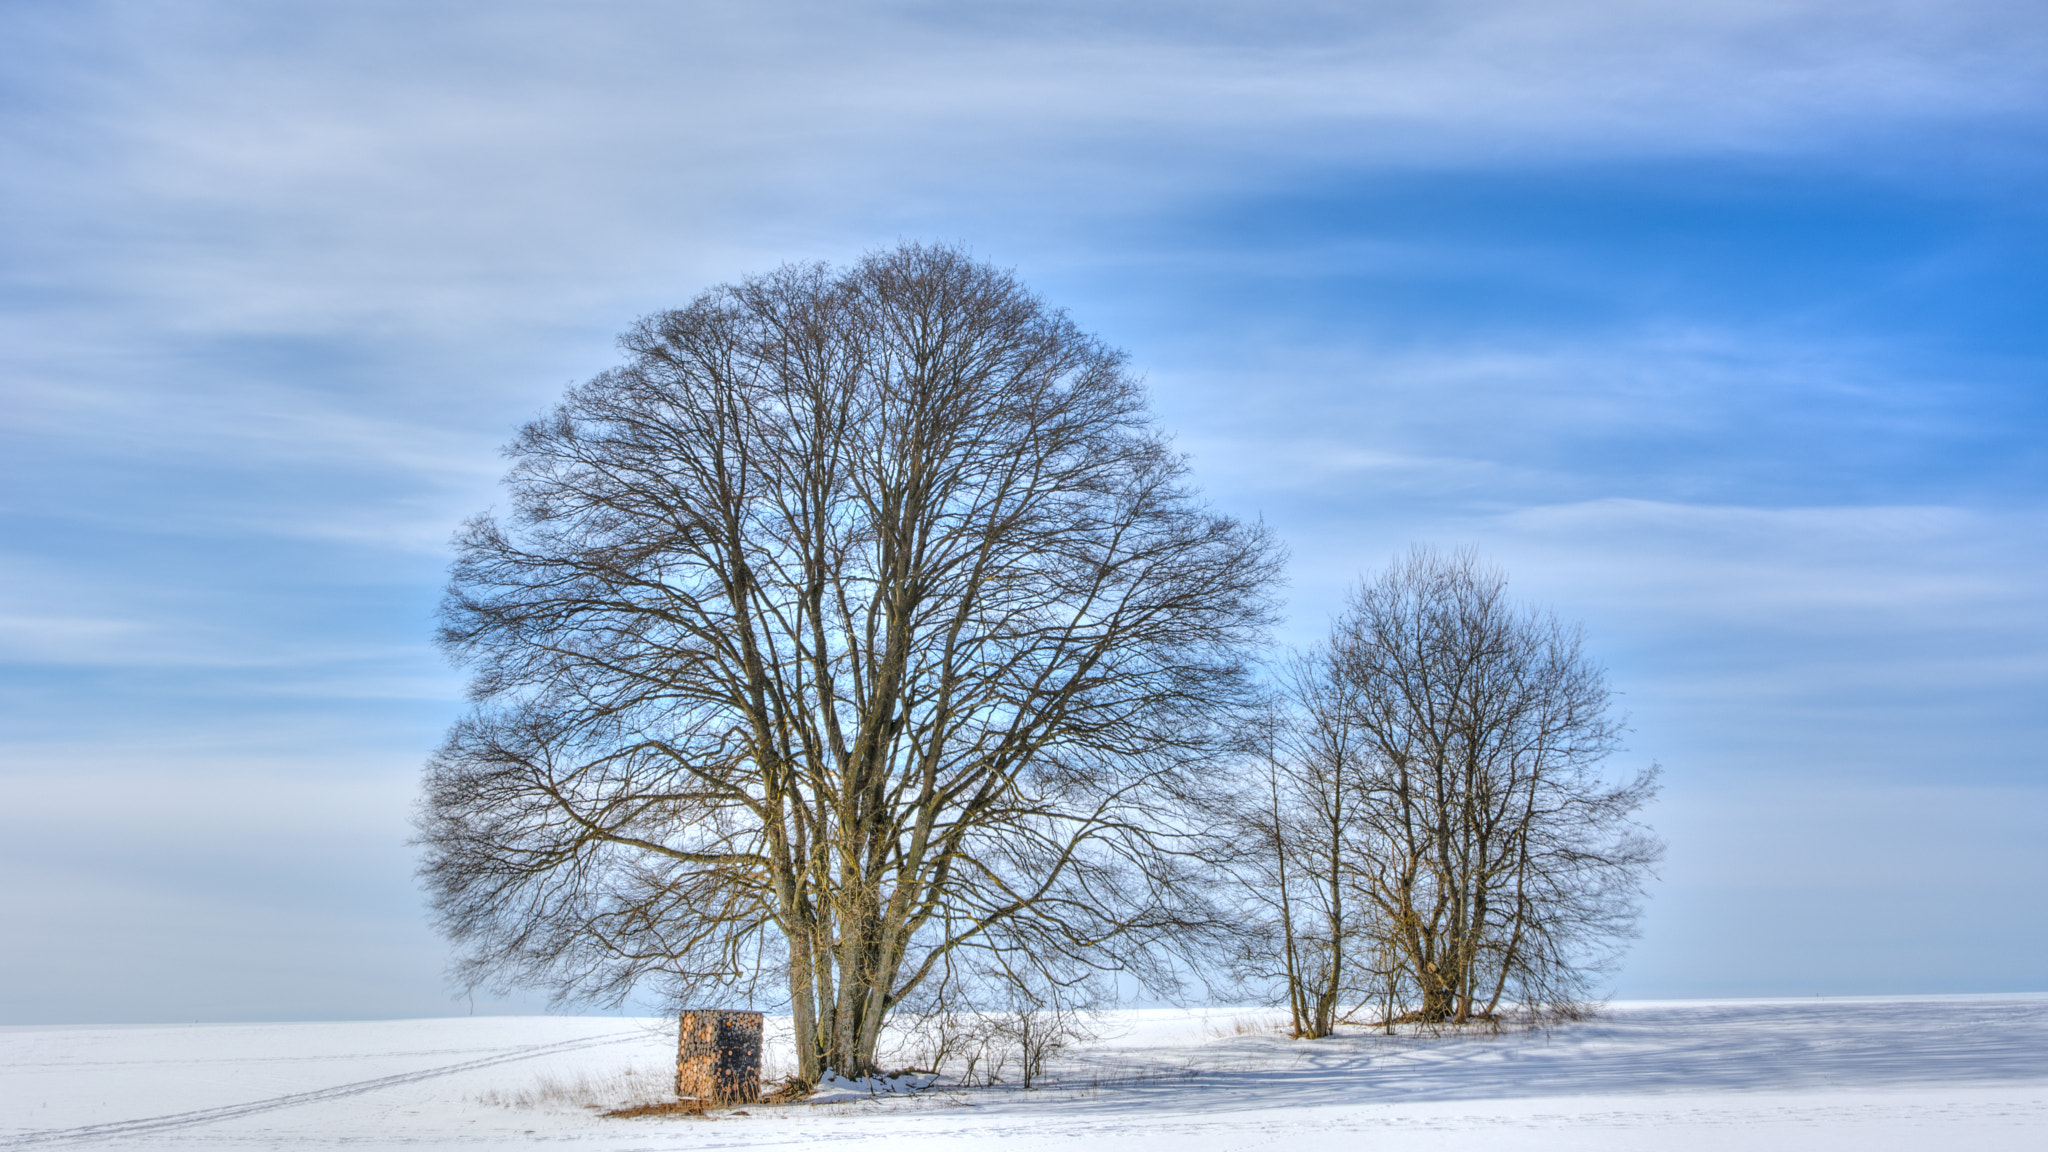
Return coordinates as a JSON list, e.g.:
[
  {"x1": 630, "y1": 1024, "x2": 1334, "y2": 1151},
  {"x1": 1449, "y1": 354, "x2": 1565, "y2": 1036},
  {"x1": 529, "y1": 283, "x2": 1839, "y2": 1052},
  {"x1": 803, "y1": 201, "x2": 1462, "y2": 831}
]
[{"x1": 676, "y1": 1009, "x2": 765, "y2": 1105}]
